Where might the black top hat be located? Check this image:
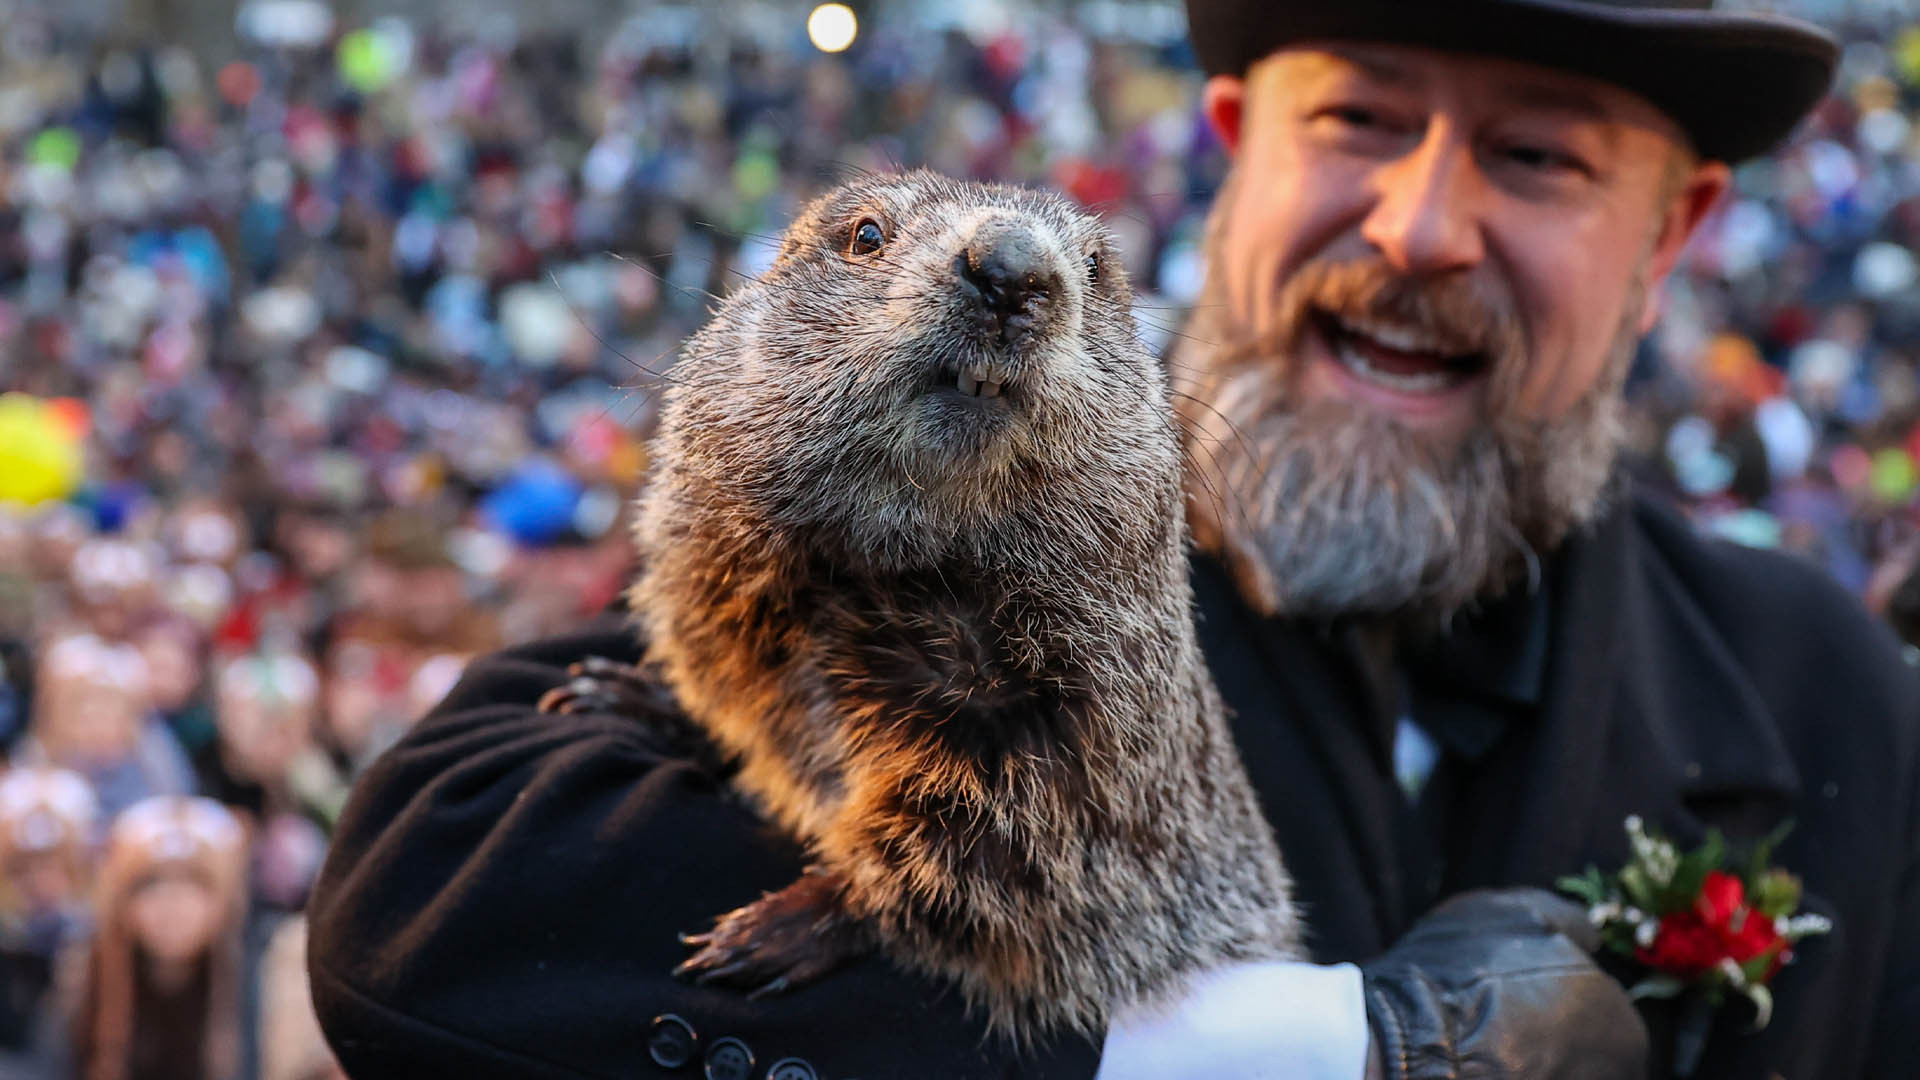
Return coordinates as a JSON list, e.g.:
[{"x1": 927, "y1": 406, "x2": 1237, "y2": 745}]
[{"x1": 1184, "y1": 0, "x2": 1839, "y2": 163}]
